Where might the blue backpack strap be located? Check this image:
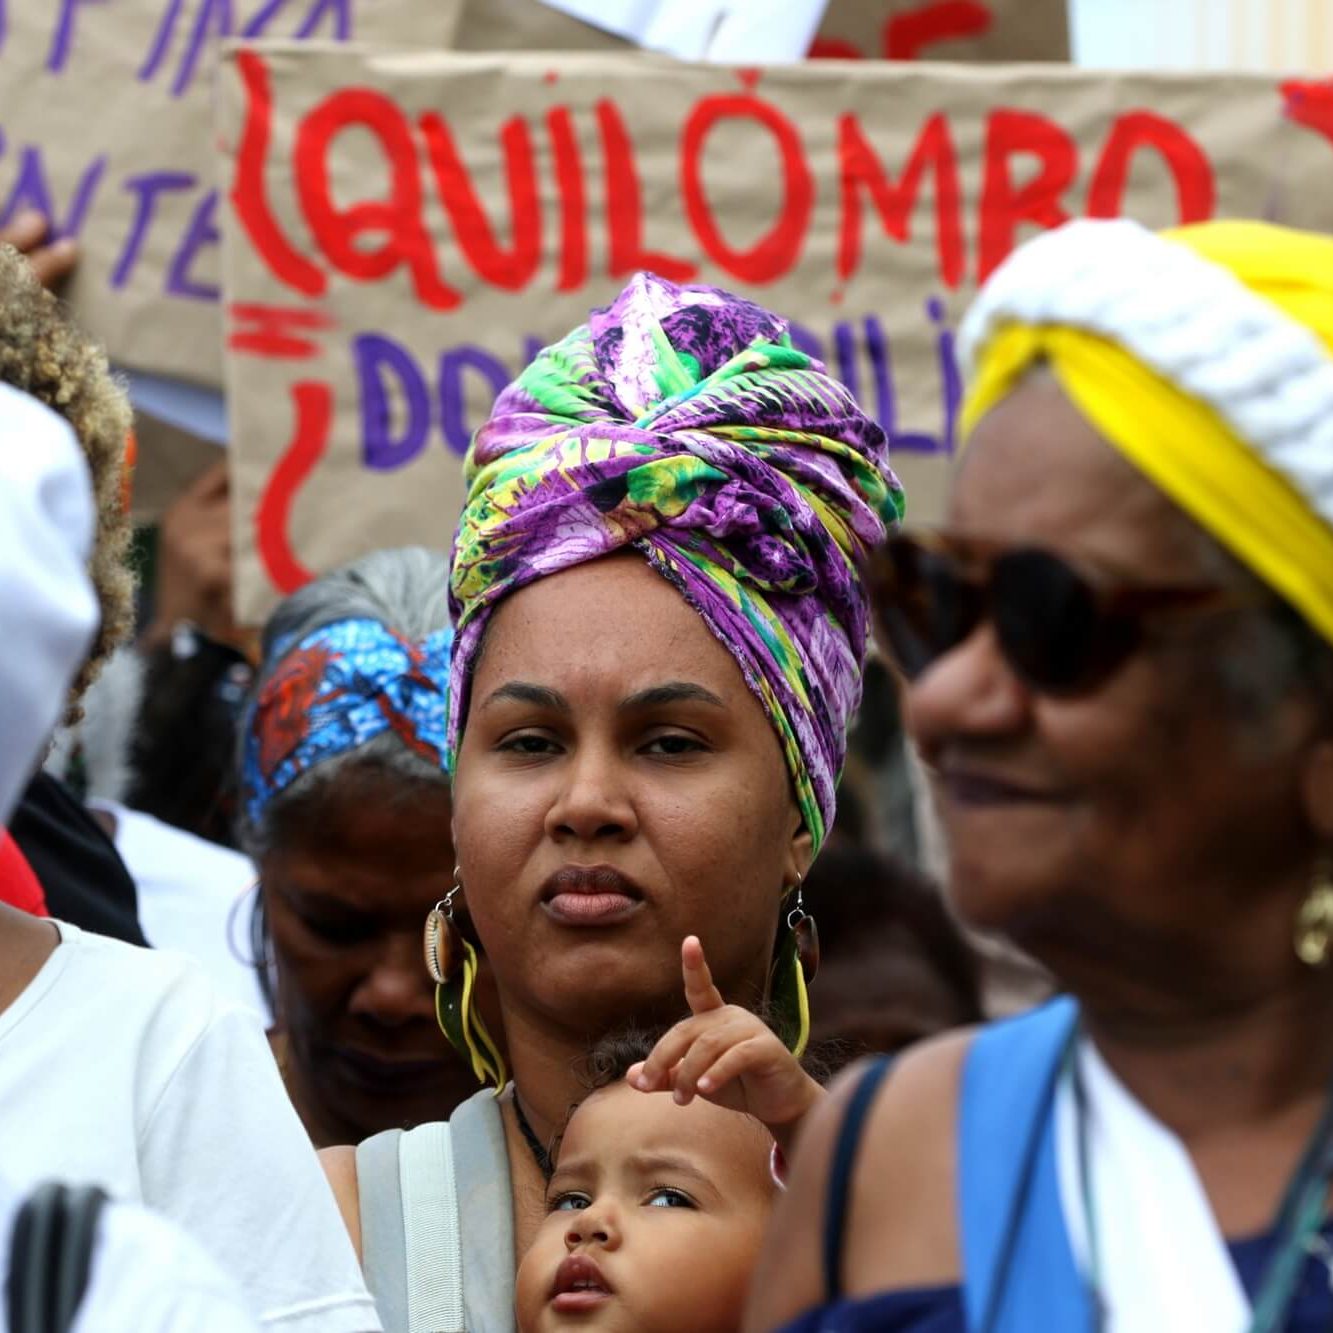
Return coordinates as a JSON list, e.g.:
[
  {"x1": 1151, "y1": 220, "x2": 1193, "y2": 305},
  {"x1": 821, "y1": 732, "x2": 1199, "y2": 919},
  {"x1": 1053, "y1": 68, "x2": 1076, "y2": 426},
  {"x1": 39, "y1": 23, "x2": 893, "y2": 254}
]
[
  {"x1": 959, "y1": 997, "x2": 1093, "y2": 1333},
  {"x1": 821, "y1": 1055, "x2": 895, "y2": 1303}
]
